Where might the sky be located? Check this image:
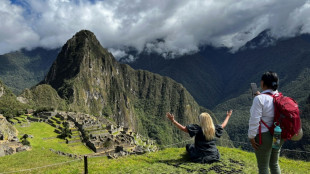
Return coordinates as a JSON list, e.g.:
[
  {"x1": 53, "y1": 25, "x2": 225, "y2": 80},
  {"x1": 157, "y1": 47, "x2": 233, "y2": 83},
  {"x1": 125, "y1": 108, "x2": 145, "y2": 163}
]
[{"x1": 1, "y1": 0, "x2": 310, "y2": 59}]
